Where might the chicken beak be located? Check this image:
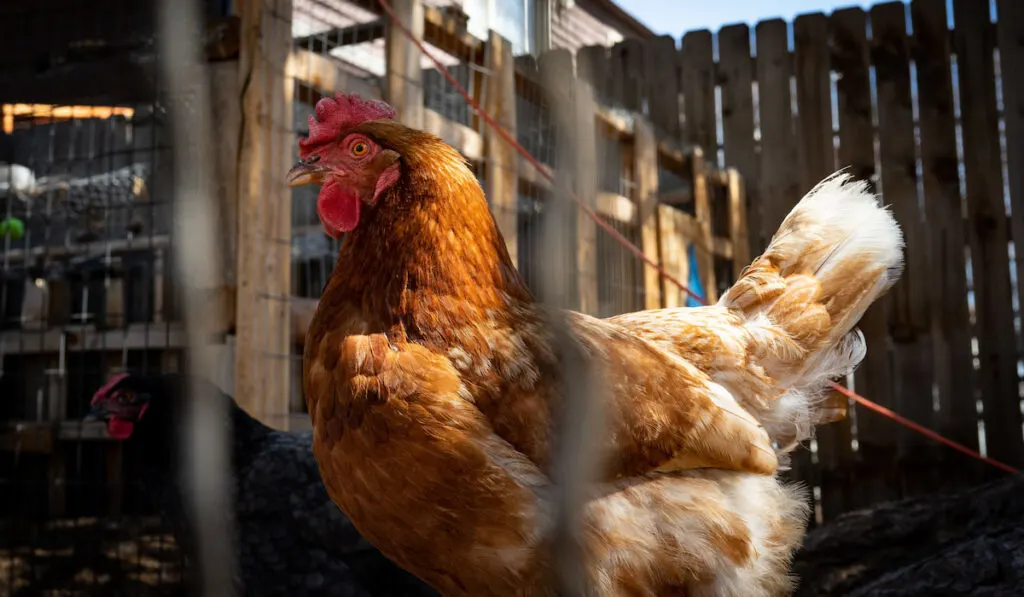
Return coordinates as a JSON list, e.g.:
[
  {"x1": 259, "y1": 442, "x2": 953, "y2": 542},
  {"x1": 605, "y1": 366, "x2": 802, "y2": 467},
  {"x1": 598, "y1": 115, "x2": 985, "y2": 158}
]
[
  {"x1": 287, "y1": 162, "x2": 328, "y2": 187},
  {"x1": 84, "y1": 404, "x2": 110, "y2": 421}
]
